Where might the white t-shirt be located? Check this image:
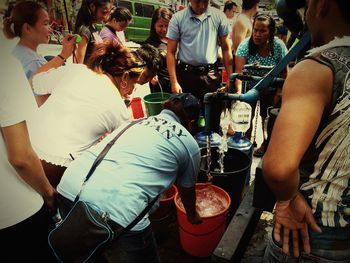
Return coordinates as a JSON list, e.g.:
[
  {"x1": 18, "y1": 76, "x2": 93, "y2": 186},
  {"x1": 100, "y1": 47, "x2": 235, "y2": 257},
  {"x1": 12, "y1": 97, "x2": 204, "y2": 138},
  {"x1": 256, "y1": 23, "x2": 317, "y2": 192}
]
[
  {"x1": 116, "y1": 31, "x2": 126, "y2": 44},
  {"x1": 0, "y1": 38, "x2": 43, "y2": 229},
  {"x1": 30, "y1": 64, "x2": 131, "y2": 166}
]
